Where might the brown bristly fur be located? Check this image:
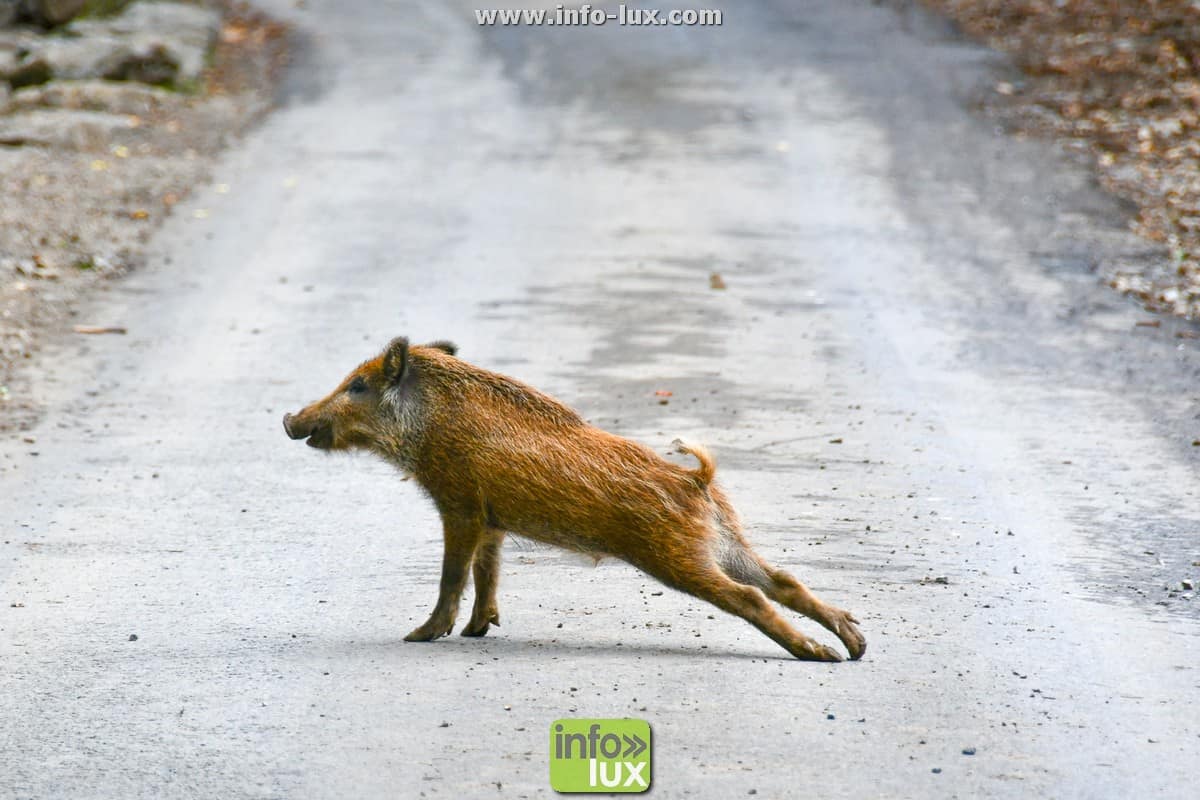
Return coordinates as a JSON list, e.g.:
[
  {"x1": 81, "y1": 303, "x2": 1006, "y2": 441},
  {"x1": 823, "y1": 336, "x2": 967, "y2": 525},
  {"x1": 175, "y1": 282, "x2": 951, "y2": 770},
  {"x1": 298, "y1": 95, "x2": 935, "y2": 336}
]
[{"x1": 283, "y1": 337, "x2": 865, "y2": 661}]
